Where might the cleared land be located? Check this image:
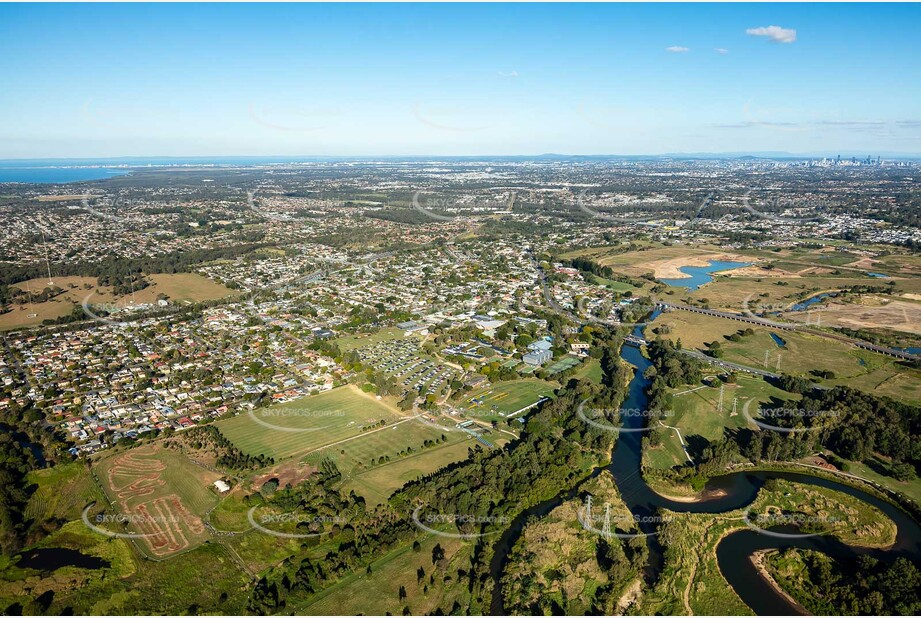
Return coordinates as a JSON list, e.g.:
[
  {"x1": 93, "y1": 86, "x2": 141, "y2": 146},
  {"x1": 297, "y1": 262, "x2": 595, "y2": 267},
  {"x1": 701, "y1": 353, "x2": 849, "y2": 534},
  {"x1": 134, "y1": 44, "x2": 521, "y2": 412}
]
[
  {"x1": 1, "y1": 272, "x2": 234, "y2": 330},
  {"x1": 94, "y1": 443, "x2": 220, "y2": 558},
  {"x1": 785, "y1": 295, "x2": 921, "y2": 335}
]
